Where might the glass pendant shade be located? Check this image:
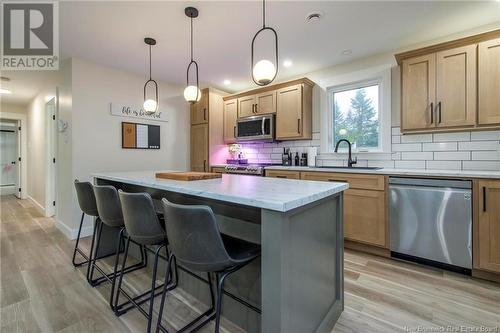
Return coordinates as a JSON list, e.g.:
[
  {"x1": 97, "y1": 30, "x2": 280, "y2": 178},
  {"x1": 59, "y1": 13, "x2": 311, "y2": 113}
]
[
  {"x1": 184, "y1": 85, "x2": 201, "y2": 103},
  {"x1": 252, "y1": 59, "x2": 276, "y2": 85},
  {"x1": 143, "y1": 99, "x2": 158, "y2": 112}
]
